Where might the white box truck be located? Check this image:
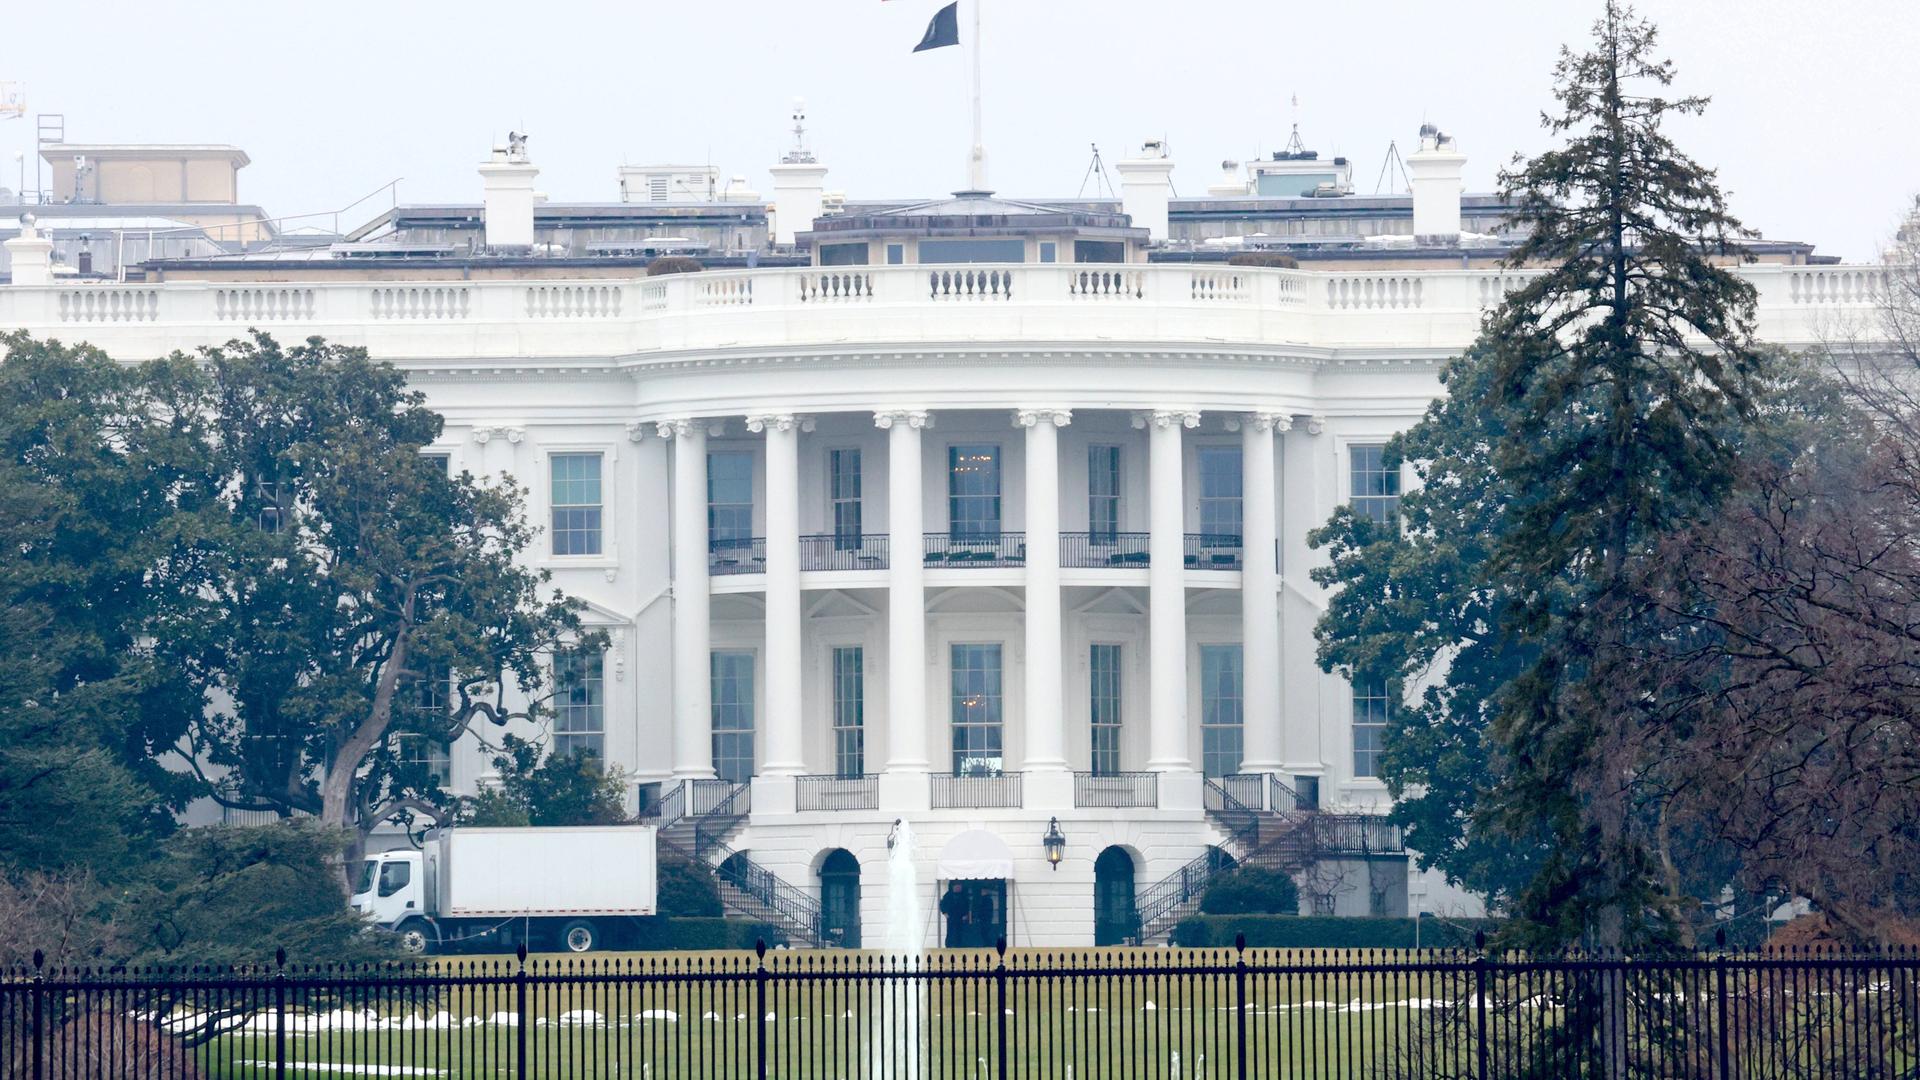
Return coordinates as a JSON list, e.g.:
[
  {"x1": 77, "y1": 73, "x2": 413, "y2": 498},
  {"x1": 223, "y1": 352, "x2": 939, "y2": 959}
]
[{"x1": 350, "y1": 826, "x2": 658, "y2": 953}]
